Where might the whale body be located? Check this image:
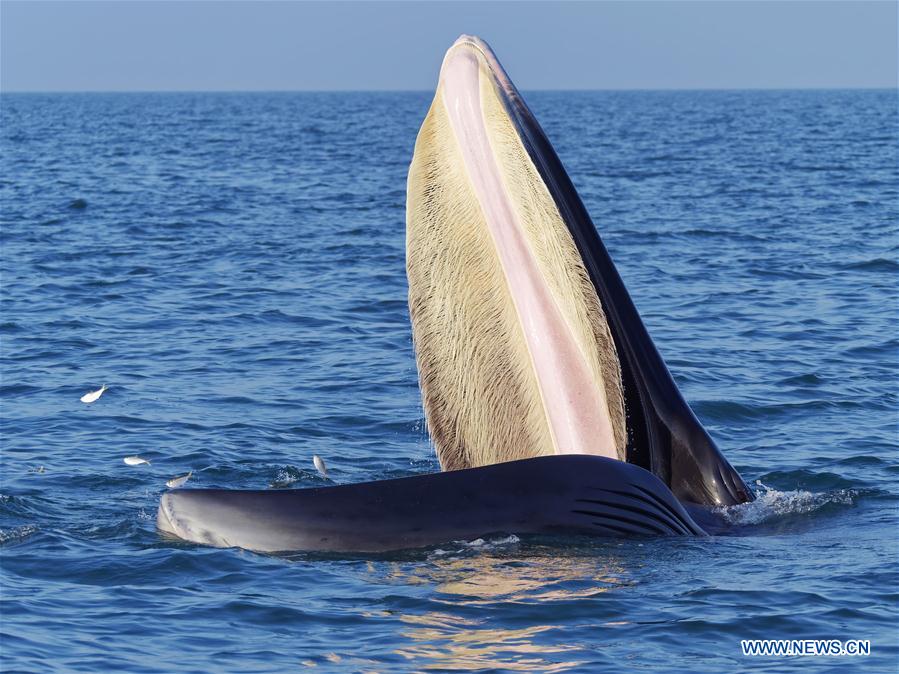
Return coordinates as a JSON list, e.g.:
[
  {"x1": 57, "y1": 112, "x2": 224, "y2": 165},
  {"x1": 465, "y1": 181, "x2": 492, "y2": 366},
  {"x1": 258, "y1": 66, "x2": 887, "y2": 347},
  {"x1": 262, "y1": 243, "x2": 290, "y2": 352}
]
[{"x1": 157, "y1": 36, "x2": 753, "y2": 553}]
